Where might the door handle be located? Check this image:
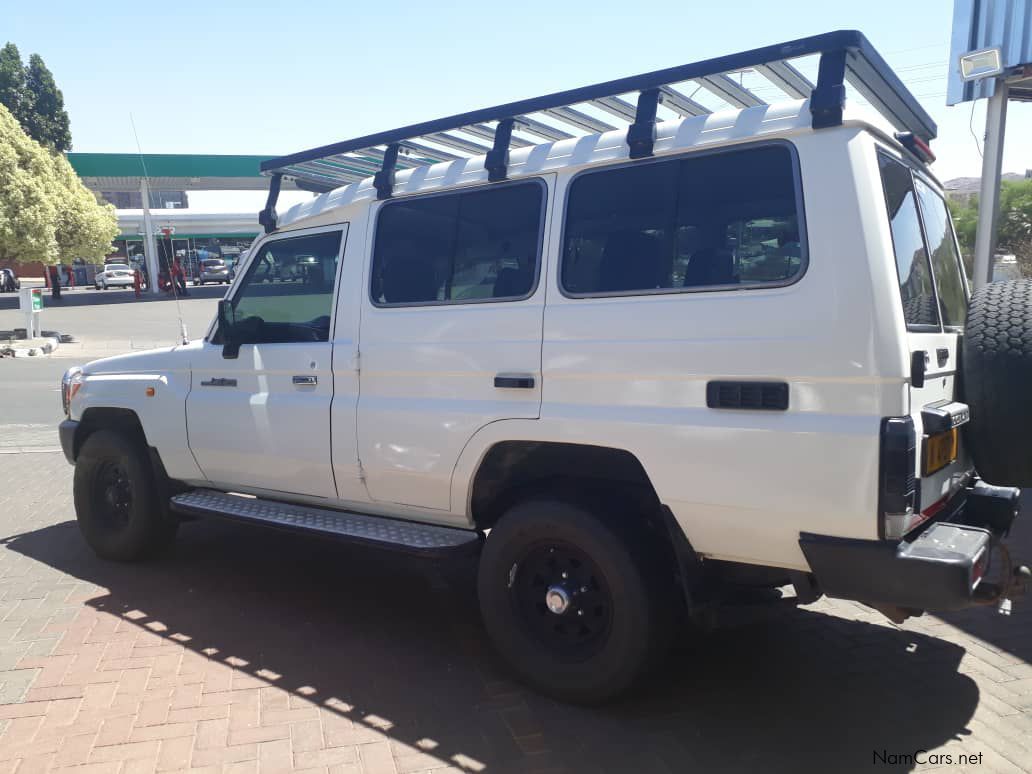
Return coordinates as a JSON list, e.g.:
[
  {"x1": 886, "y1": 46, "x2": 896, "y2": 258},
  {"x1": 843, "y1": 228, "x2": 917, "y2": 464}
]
[
  {"x1": 200, "y1": 377, "x2": 237, "y2": 387},
  {"x1": 292, "y1": 375, "x2": 318, "y2": 386},
  {"x1": 494, "y1": 374, "x2": 535, "y2": 389}
]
